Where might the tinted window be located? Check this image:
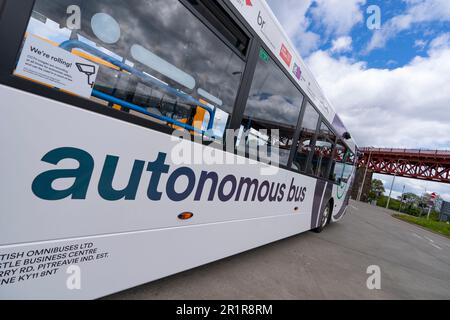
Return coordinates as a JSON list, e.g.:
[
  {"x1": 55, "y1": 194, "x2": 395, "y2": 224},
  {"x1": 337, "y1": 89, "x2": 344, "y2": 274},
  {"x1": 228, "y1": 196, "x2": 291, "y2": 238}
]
[
  {"x1": 344, "y1": 151, "x2": 356, "y2": 181},
  {"x1": 237, "y1": 49, "x2": 303, "y2": 166},
  {"x1": 16, "y1": 0, "x2": 246, "y2": 140},
  {"x1": 291, "y1": 103, "x2": 319, "y2": 173},
  {"x1": 311, "y1": 122, "x2": 336, "y2": 179},
  {"x1": 332, "y1": 141, "x2": 355, "y2": 183}
]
